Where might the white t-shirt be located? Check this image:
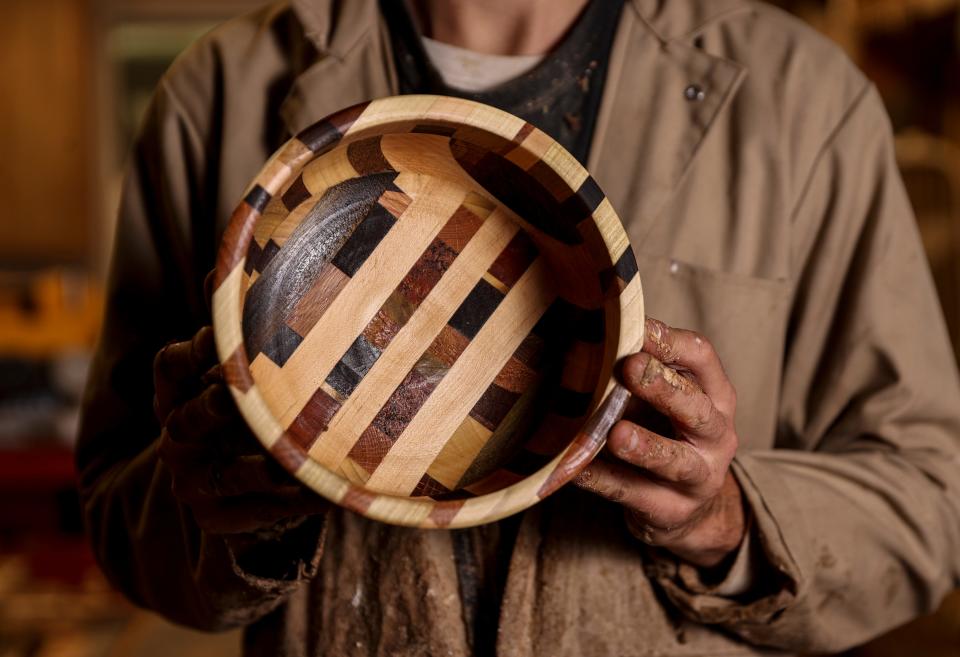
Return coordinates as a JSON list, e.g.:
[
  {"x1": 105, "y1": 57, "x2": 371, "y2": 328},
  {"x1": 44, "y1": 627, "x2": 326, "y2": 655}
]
[{"x1": 420, "y1": 36, "x2": 545, "y2": 92}]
